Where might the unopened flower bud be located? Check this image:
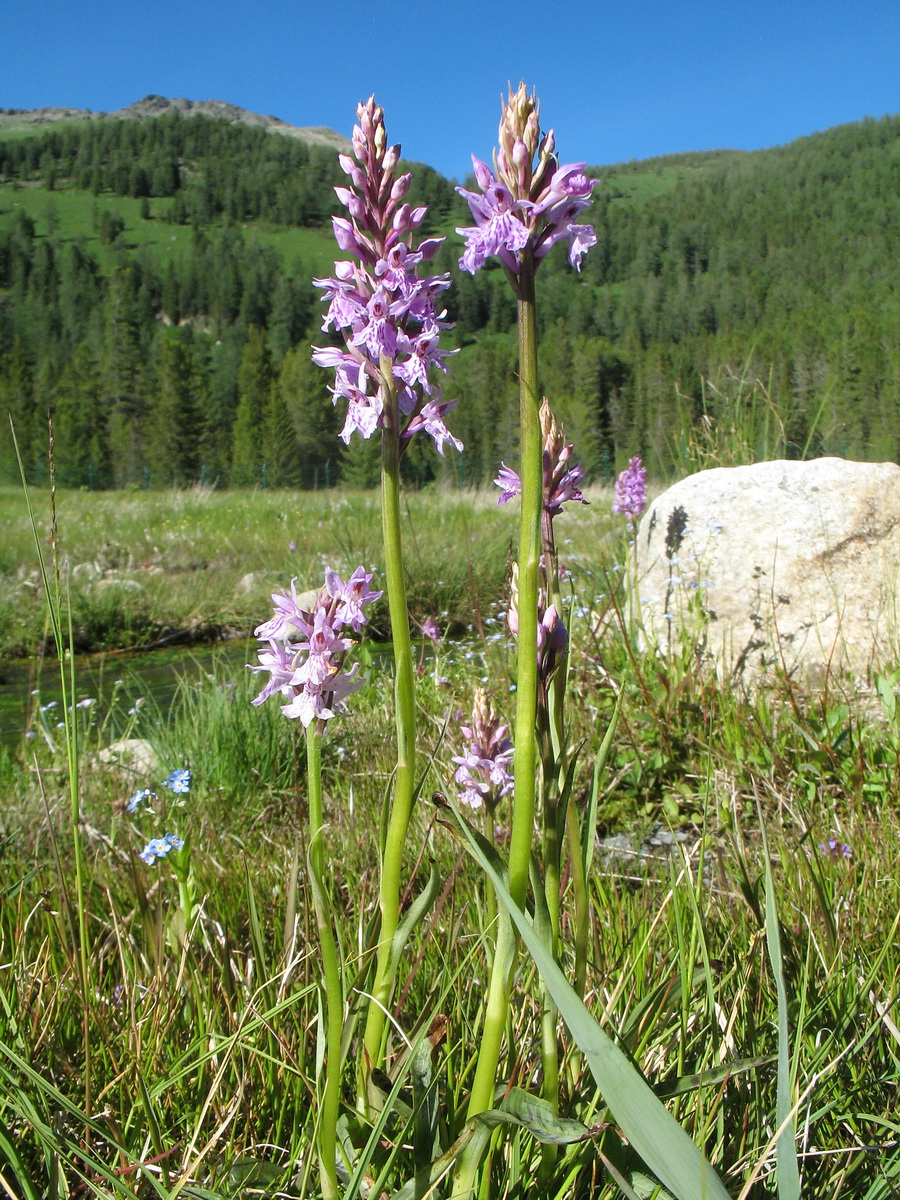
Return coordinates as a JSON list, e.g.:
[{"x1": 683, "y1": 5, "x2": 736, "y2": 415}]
[
  {"x1": 392, "y1": 204, "x2": 411, "y2": 232},
  {"x1": 390, "y1": 173, "x2": 412, "y2": 203},
  {"x1": 473, "y1": 156, "x2": 495, "y2": 190},
  {"x1": 540, "y1": 397, "x2": 562, "y2": 458}
]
